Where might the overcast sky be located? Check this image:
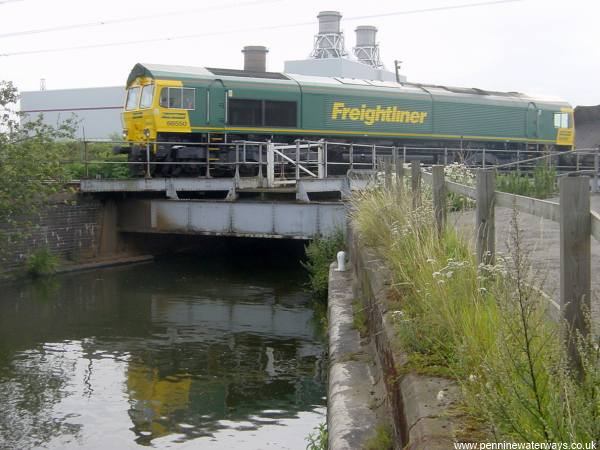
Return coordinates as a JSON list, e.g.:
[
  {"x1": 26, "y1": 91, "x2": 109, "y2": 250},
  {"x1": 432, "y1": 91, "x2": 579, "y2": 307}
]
[{"x1": 1, "y1": 0, "x2": 598, "y2": 106}]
